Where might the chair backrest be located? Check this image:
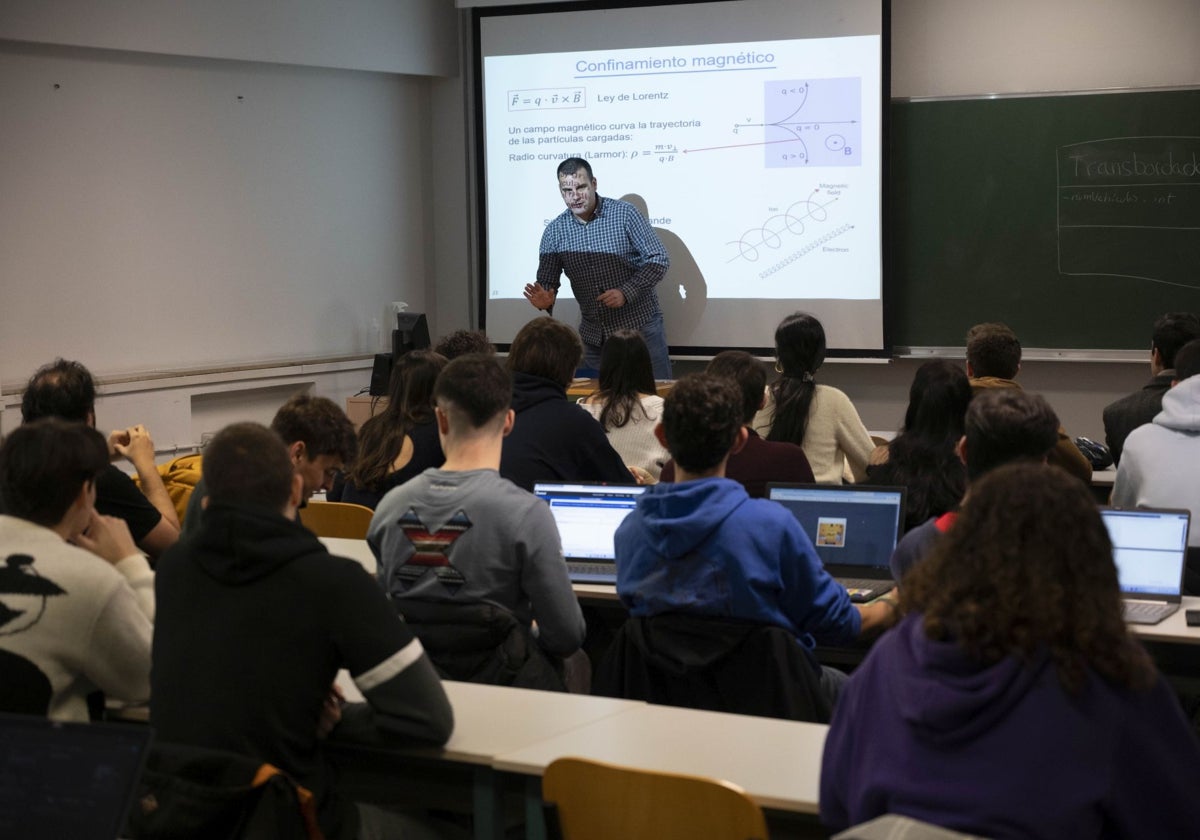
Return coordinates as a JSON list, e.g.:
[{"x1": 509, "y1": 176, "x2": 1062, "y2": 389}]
[
  {"x1": 542, "y1": 756, "x2": 767, "y2": 840},
  {"x1": 298, "y1": 501, "x2": 374, "y2": 539},
  {"x1": 593, "y1": 613, "x2": 832, "y2": 723}
]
